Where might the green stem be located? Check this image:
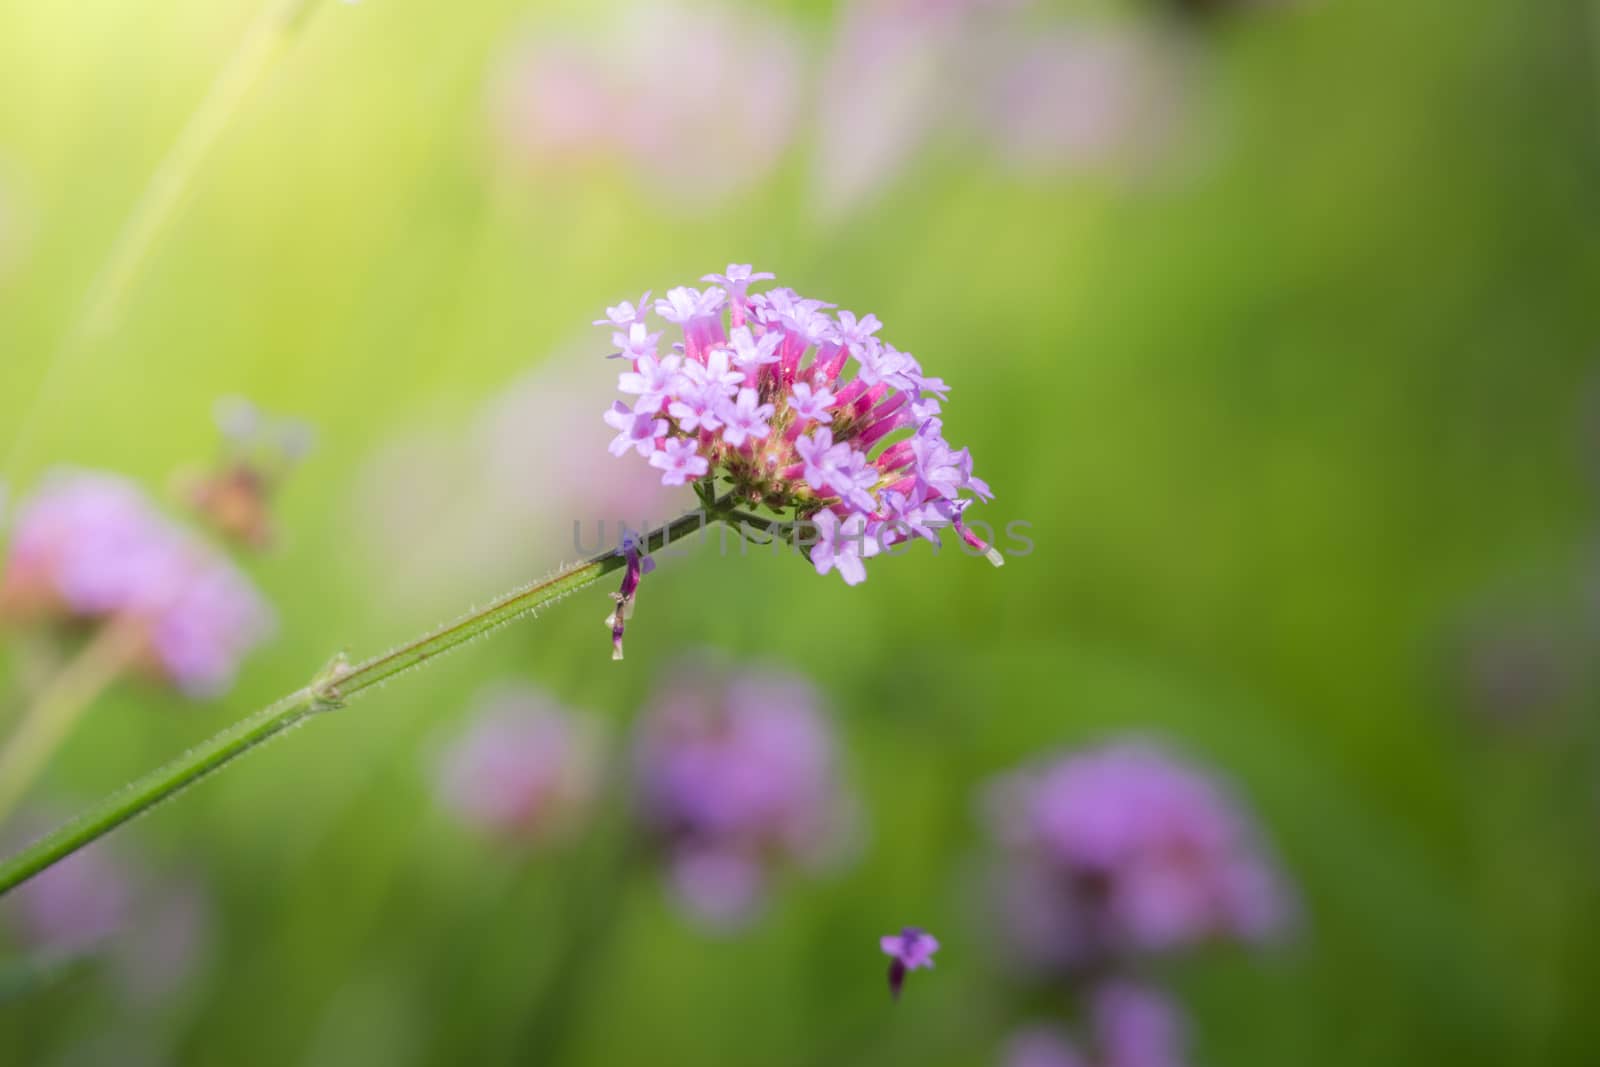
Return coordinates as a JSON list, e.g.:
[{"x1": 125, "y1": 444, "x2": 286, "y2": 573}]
[
  {"x1": 0, "y1": 505, "x2": 723, "y2": 896},
  {"x1": 0, "y1": 620, "x2": 146, "y2": 824}
]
